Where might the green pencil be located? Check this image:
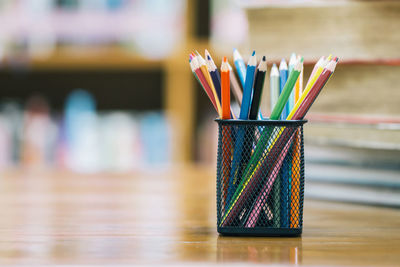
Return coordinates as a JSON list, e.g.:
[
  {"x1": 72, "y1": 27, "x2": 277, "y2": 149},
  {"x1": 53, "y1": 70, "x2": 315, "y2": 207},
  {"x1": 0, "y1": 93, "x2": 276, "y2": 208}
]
[{"x1": 270, "y1": 57, "x2": 303, "y2": 119}]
